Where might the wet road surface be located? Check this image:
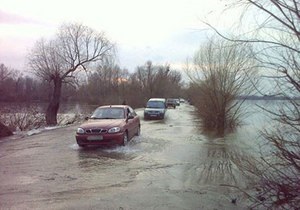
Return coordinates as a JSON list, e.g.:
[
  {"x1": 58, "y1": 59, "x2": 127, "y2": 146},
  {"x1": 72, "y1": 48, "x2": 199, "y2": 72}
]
[{"x1": 0, "y1": 104, "x2": 251, "y2": 209}]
